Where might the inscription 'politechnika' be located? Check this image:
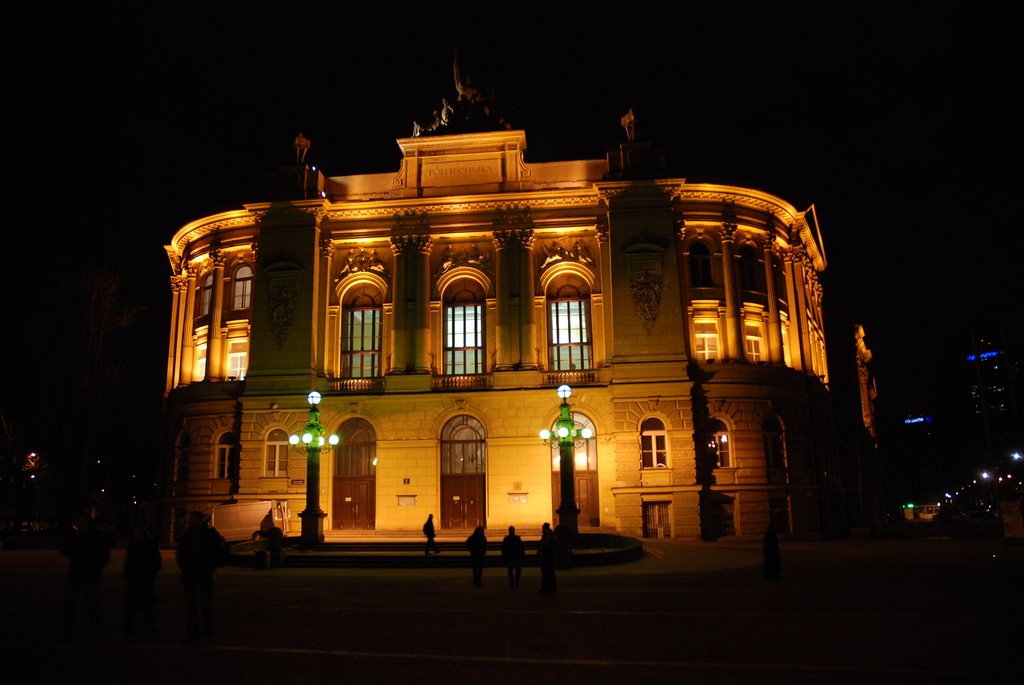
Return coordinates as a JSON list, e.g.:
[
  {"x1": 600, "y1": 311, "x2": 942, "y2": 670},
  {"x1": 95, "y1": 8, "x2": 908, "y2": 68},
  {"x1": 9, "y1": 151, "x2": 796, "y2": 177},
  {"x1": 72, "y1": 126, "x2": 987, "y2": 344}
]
[{"x1": 424, "y1": 163, "x2": 497, "y2": 180}]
